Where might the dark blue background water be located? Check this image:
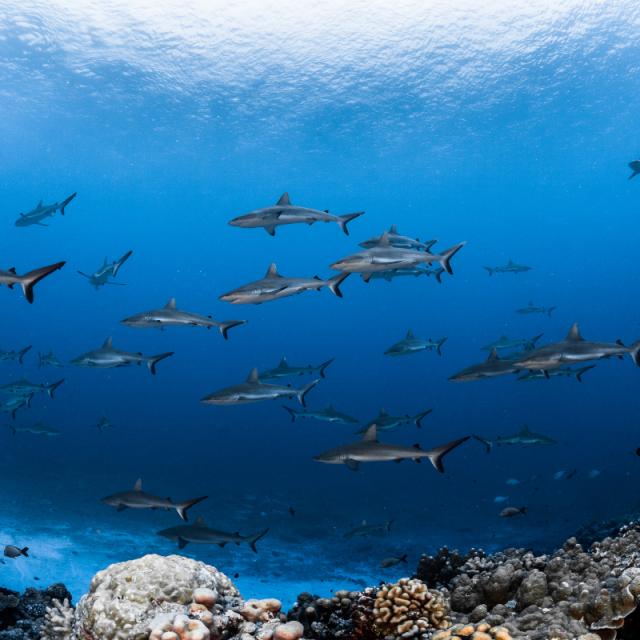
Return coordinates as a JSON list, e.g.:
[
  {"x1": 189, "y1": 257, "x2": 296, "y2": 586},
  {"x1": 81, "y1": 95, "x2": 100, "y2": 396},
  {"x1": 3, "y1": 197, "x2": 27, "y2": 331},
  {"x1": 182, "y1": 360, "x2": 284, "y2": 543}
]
[{"x1": 1, "y1": 0, "x2": 639, "y2": 603}]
